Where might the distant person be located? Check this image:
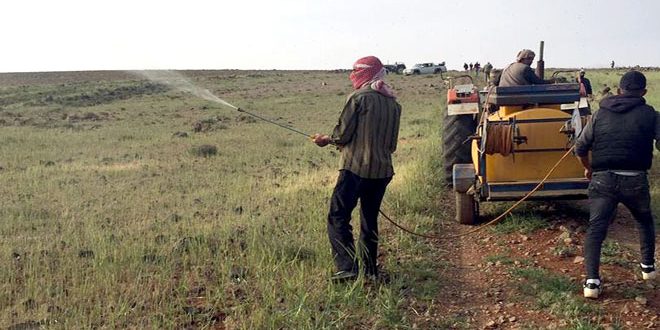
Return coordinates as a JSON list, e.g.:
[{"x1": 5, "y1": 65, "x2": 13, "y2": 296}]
[
  {"x1": 312, "y1": 55, "x2": 401, "y2": 283},
  {"x1": 474, "y1": 62, "x2": 481, "y2": 77},
  {"x1": 611, "y1": 60, "x2": 615, "y2": 69},
  {"x1": 498, "y1": 49, "x2": 554, "y2": 87},
  {"x1": 577, "y1": 69, "x2": 593, "y2": 97},
  {"x1": 469, "y1": 63, "x2": 473, "y2": 71},
  {"x1": 483, "y1": 62, "x2": 493, "y2": 83},
  {"x1": 575, "y1": 70, "x2": 658, "y2": 299},
  {"x1": 463, "y1": 63, "x2": 469, "y2": 71}
]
